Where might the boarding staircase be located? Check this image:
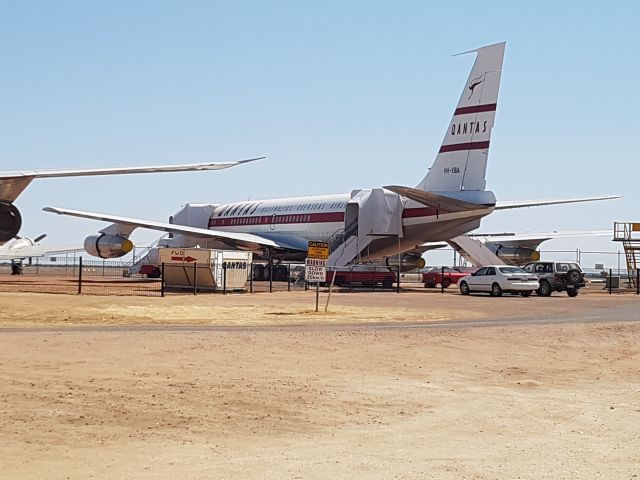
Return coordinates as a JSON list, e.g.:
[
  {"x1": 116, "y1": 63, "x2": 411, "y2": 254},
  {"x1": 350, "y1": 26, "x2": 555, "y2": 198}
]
[
  {"x1": 613, "y1": 222, "x2": 640, "y2": 288},
  {"x1": 128, "y1": 234, "x2": 170, "y2": 275},
  {"x1": 327, "y1": 188, "x2": 403, "y2": 267},
  {"x1": 447, "y1": 234, "x2": 505, "y2": 267}
]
